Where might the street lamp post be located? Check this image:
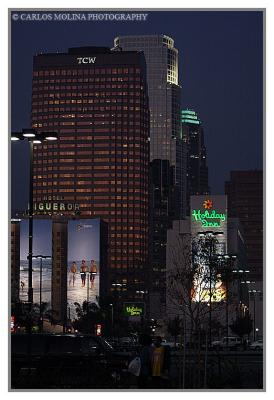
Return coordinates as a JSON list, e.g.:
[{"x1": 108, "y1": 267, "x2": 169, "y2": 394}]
[
  {"x1": 217, "y1": 254, "x2": 237, "y2": 344},
  {"x1": 11, "y1": 129, "x2": 58, "y2": 306},
  {"x1": 87, "y1": 271, "x2": 90, "y2": 304},
  {"x1": 32, "y1": 255, "x2": 51, "y2": 332},
  {"x1": 248, "y1": 289, "x2": 261, "y2": 341},
  {"x1": 110, "y1": 303, "x2": 114, "y2": 336}
]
